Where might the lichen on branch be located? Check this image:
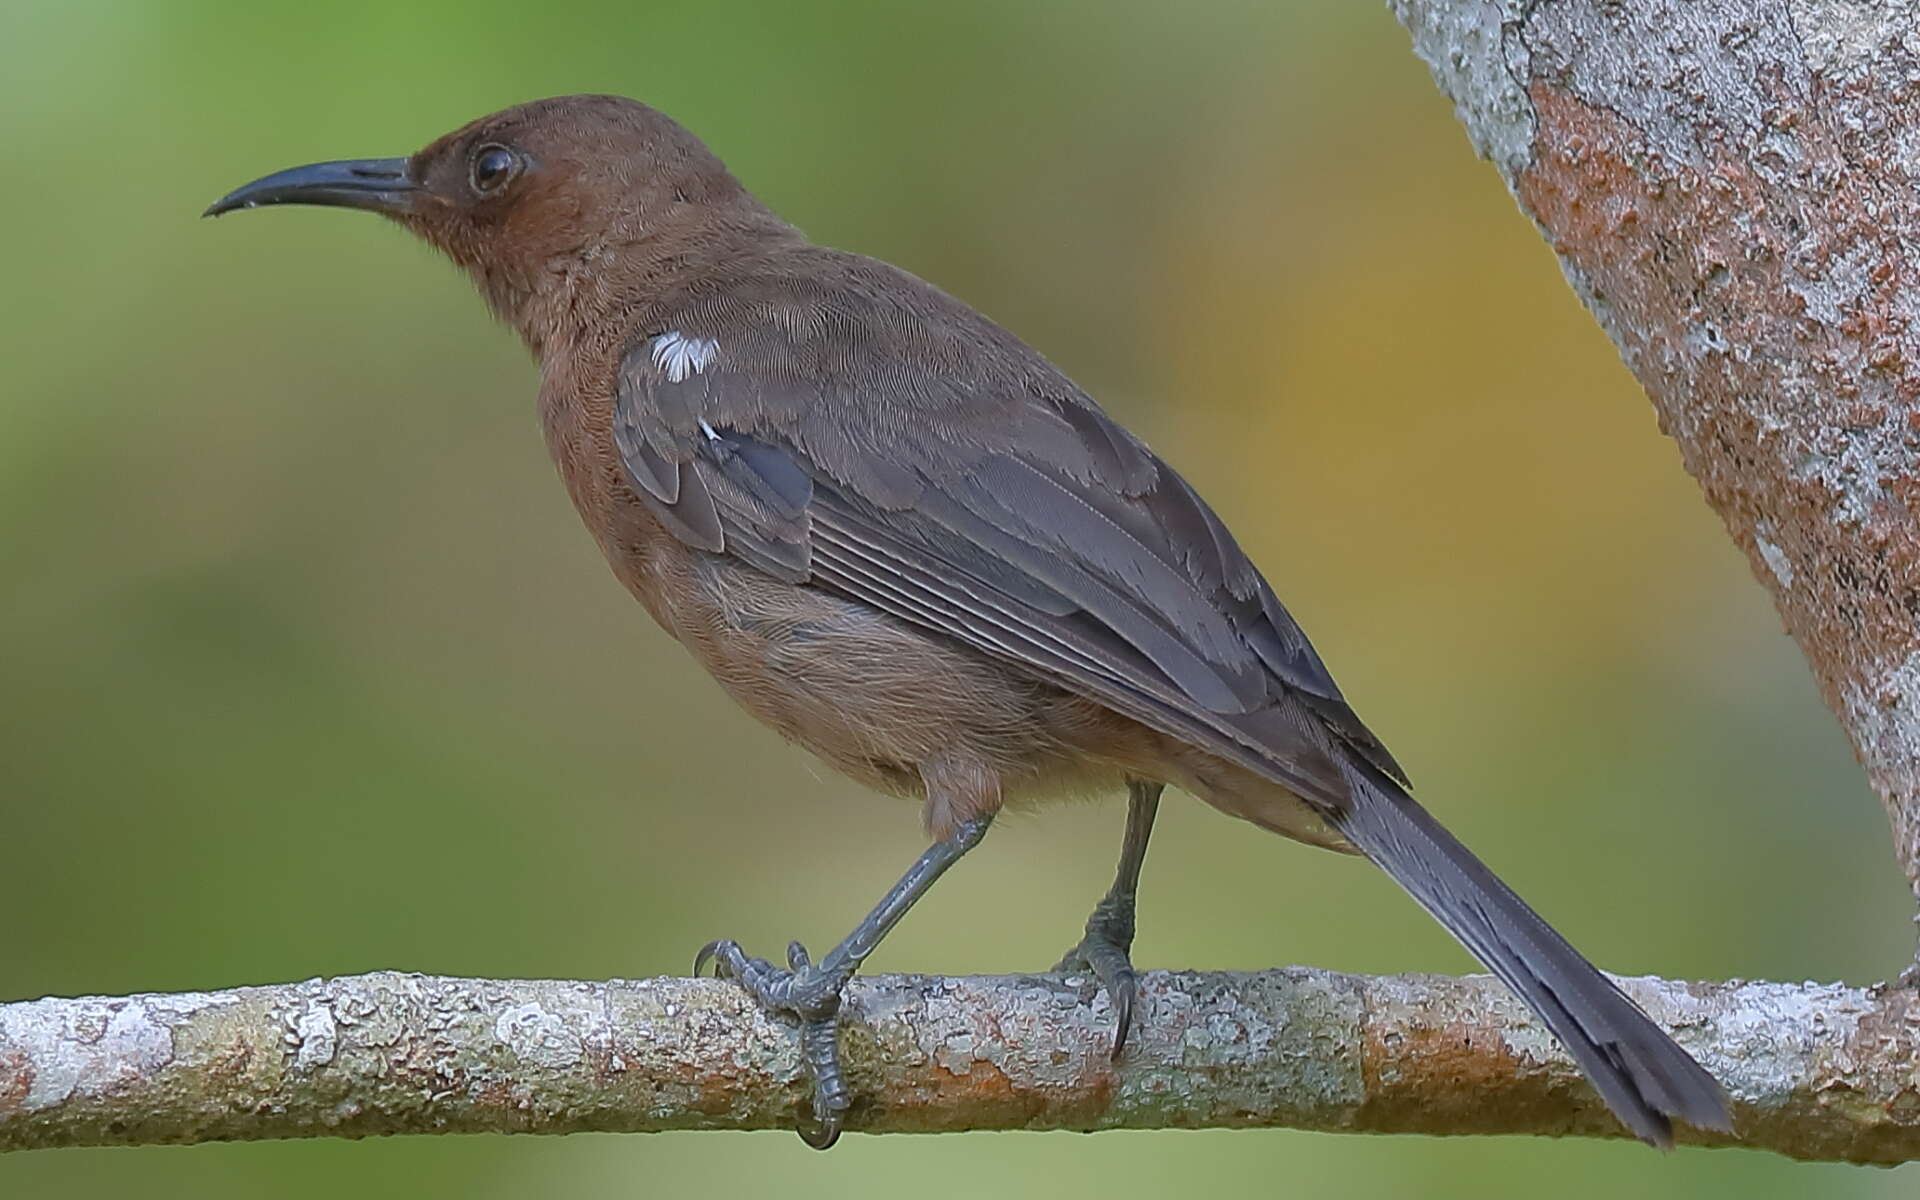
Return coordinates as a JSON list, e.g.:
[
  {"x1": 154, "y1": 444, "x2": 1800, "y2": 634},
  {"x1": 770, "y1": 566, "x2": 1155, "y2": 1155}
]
[{"x1": 1, "y1": 969, "x2": 1915, "y2": 1162}]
